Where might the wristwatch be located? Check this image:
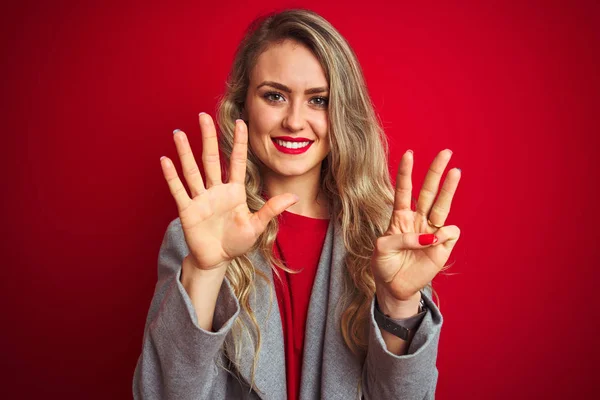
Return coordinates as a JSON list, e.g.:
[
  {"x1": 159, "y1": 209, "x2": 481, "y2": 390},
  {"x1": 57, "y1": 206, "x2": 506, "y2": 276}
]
[{"x1": 374, "y1": 295, "x2": 427, "y2": 341}]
